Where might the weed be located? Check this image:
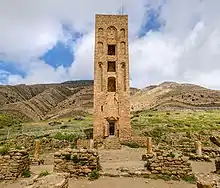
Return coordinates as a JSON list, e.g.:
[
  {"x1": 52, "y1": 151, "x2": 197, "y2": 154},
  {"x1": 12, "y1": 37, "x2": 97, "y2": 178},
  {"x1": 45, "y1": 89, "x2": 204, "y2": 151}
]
[
  {"x1": 71, "y1": 155, "x2": 80, "y2": 163},
  {"x1": 39, "y1": 170, "x2": 50, "y2": 177},
  {"x1": 23, "y1": 170, "x2": 31, "y2": 178},
  {"x1": 88, "y1": 169, "x2": 100, "y2": 181},
  {"x1": 182, "y1": 175, "x2": 196, "y2": 184},
  {"x1": 15, "y1": 145, "x2": 23, "y2": 150},
  {"x1": 167, "y1": 152, "x2": 175, "y2": 158},
  {"x1": 64, "y1": 154, "x2": 71, "y2": 160},
  {"x1": 0, "y1": 145, "x2": 10, "y2": 155},
  {"x1": 158, "y1": 174, "x2": 171, "y2": 181}
]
